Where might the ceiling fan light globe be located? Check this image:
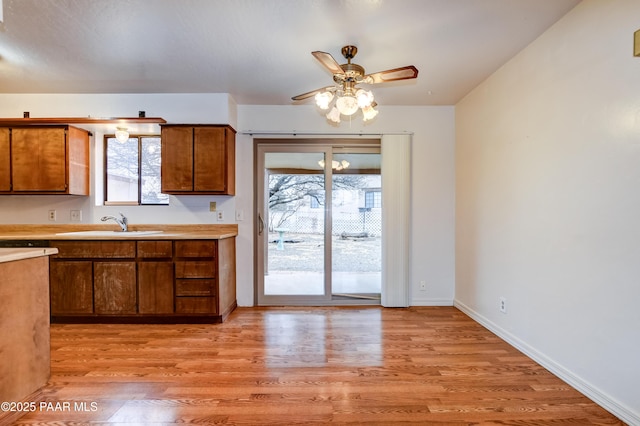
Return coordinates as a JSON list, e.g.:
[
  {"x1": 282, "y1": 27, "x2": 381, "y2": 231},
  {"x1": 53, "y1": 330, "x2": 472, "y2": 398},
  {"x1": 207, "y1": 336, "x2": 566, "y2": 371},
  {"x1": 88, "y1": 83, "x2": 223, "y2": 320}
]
[
  {"x1": 335, "y1": 95, "x2": 358, "y2": 116},
  {"x1": 314, "y1": 91, "x2": 334, "y2": 110},
  {"x1": 362, "y1": 105, "x2": 379, "y2": 121},
  {"x1": 356, "y1": 89, "x2": 374, "y2": 108},
  {"x1": 326, "y1": 106, "x2": 341, "y2": 123}
]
